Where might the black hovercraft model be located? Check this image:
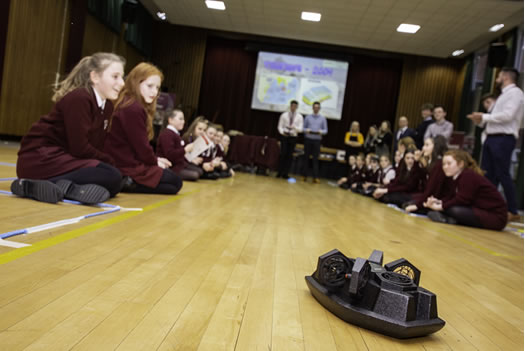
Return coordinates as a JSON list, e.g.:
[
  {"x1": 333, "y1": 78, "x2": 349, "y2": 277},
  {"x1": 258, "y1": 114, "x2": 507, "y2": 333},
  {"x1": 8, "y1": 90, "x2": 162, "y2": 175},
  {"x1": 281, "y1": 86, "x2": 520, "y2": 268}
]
[{"x1": 305, "y1": 249, "x2": 445, "y2": 339}]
